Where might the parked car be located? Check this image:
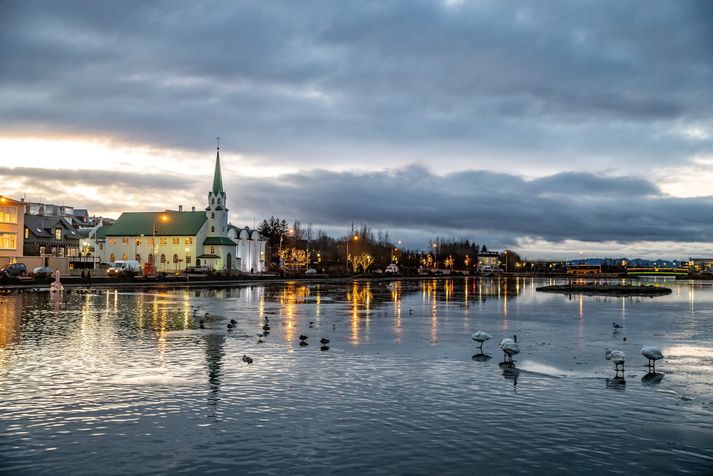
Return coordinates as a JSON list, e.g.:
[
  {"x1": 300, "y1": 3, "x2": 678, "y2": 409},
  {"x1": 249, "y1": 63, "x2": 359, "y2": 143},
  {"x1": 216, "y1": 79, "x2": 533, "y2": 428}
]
[
  {"x1": 107, "y1": 260, "x2": 141, "y2": 277},
  {"x1": 385, "y1": 264, "x2": 399, "y2": 274},
  {"x1": 30, "y1": 266, "x2": 54, "y2": 280},
  {"x1": 0, "y1": 262, "x2": 28, "y2": 278},
  {"x1": 305, "y1": 268, "x2": 317, "y2": 274}
]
